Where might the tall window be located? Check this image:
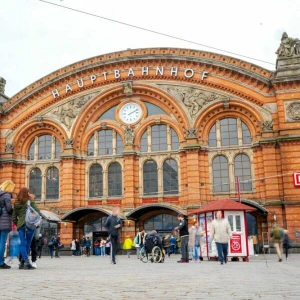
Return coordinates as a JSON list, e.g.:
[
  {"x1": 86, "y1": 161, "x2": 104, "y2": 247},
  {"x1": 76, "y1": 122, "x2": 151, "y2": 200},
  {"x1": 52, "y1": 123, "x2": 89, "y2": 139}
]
[
  {"x1": 46, "y1": 167, "x2": 59, "y2": 199},
  {"x1": 87, "y1": 130, "x2": 123, "y2": 156},
  {"x1": 89, "y1": 164, "x2": 103, "y2": 197},
  {"x1": 108, "y1": 163, "x2": 122, "y2": 197},
  {"x1": 140, "y1": 124, "x2": 179, "y2": 152},
  {"x1": 143, "y1": 160, "x2": 158, "y2": 196},
  {"x1": 220, "y1": 118, "x2": 238, "y2": 146},
  {"x1": 29, "y1": 168, "x2": 42, "y2": 200},
  {"x1": 208, "y1": 124, "x2": 217, "y2": 147},
  {"x1": 212, "y1": 156, "x2": 229, "y2": 193},
  {"x1": 234, "y1": 154, "x2": 252, "y2": 191},
  {"x1": 28, "y1": 135, "x2": 61, "y2": 160},
  {"x1": 163, "y1": 159, "x2": 178, "y2": 194}
]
